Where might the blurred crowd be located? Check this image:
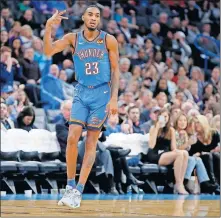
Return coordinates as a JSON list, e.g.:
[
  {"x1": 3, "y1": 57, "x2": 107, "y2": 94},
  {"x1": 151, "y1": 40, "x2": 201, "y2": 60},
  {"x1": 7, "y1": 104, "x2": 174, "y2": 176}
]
[{"x1": 0, "y1": 0, "x2": 220, "y2": 194}]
